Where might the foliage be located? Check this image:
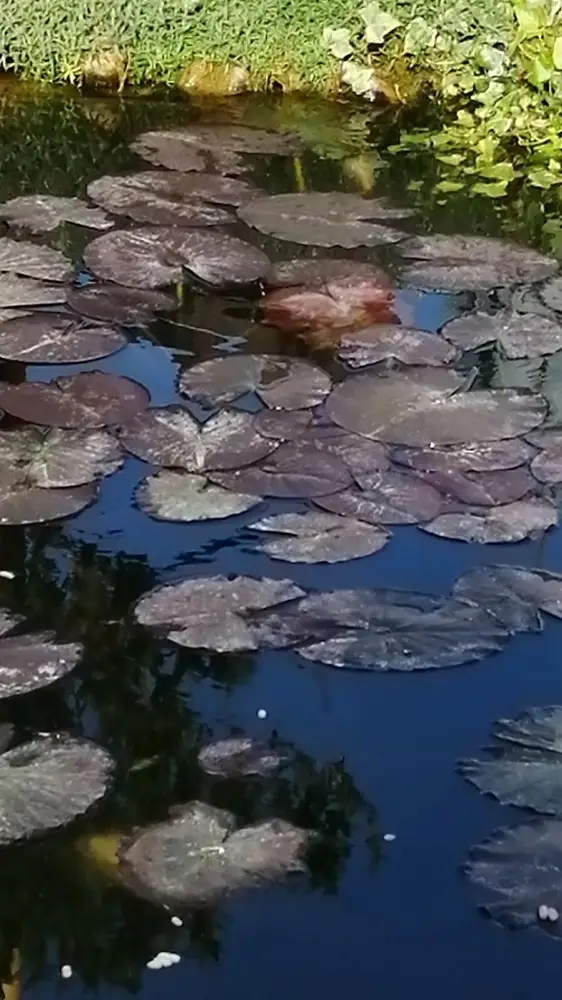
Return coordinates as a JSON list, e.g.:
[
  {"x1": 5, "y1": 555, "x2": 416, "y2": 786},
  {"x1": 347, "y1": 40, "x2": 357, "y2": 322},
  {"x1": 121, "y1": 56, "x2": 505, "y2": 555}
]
[{"x1": 322, "y1": 0, "x2": 562, "y2": 198}]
